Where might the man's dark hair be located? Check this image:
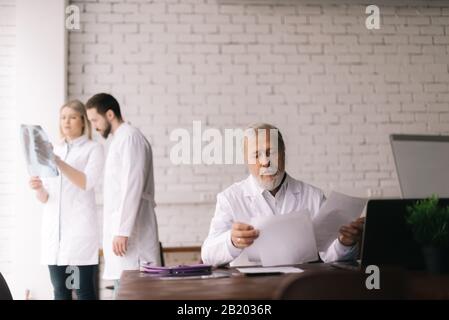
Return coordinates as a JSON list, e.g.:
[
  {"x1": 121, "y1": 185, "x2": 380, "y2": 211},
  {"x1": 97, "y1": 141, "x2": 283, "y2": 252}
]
[{"x1": 86, "y1": 93, "x2": 123, "y2": 120}]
